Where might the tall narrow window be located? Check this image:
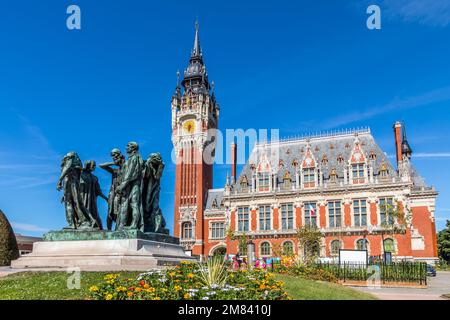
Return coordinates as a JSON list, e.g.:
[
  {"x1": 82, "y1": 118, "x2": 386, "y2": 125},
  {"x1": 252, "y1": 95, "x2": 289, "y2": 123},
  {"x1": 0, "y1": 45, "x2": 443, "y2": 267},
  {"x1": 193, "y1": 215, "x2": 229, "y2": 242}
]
[
  {"x1": 352, "y1": 163, "x2": 365, "y2": 180},
  {"x1": 258, "y1": 172, "x2": 270, "y2": 191},
  {"x1": 380, "y1": 197, "x2": 395, "y2": 225},
  {"x1": 383, "y1": 238, "x2": 395, "y2": 253},
  {"x1": 281, "y1": 203, "x2": 294, "y2": 230},
  {"x1": 356, "y1": 238, "x2": 368, "y2": 251},
  {"x1": 210, "y1": 222, "x2": 225, "y2": 239},
  {"x1": 182, "y1": 222, "x2": 193, "y2": 239},
  {"x1": 237, "y1": 207, "x2": 249, "y2": 232},
  {"x1": 260, "y1": 242, "x2": 271, "y2": 256},
  {"x1": 259, "y1": 205, "x2": 271, "y2": 231},
  {"x1": 282, "y1": 241, "x2": 294, "y2": 255},
  {"x1": 304, "y1": 202, "x2": 317, "y2": 228},
  {"x1": 328, "y1": 201, "x2": 341, "y2": 228},
  {"x1": 330, "y1": 240, "x2": 341, "y2": 256},
  {"x1": 303, "y1": 168, "x2": 315, "y2": 186},
  {"x1": 354, "y1": 199, "x2": 367, "y2": 227}
]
